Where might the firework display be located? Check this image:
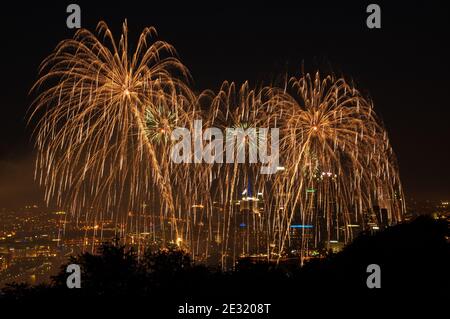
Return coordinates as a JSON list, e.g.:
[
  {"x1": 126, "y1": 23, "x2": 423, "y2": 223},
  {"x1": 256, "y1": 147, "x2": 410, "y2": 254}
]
[{"x1": 30, "y1": 21, "x2": 404, "y2": 267}]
